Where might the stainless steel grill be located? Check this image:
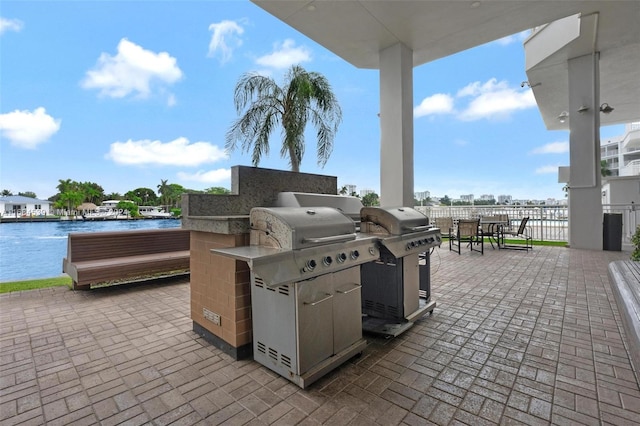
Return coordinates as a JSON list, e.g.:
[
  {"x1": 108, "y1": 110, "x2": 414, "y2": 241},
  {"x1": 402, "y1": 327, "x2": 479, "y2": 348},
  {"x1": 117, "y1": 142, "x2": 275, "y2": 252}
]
[
  {"x1": 359, "y1": 206, "x2": 441, "y2": 337},
  {"x1": 212, "y1": 206, "x2": 379, "y2": 388}
]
